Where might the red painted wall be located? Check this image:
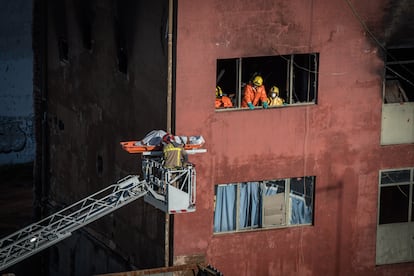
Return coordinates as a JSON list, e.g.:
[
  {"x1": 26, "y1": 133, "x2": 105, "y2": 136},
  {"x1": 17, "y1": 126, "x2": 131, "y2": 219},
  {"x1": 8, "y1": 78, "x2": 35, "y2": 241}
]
[{"x1": 173, "y1": 0, "x2": 414, "y2": 275}]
